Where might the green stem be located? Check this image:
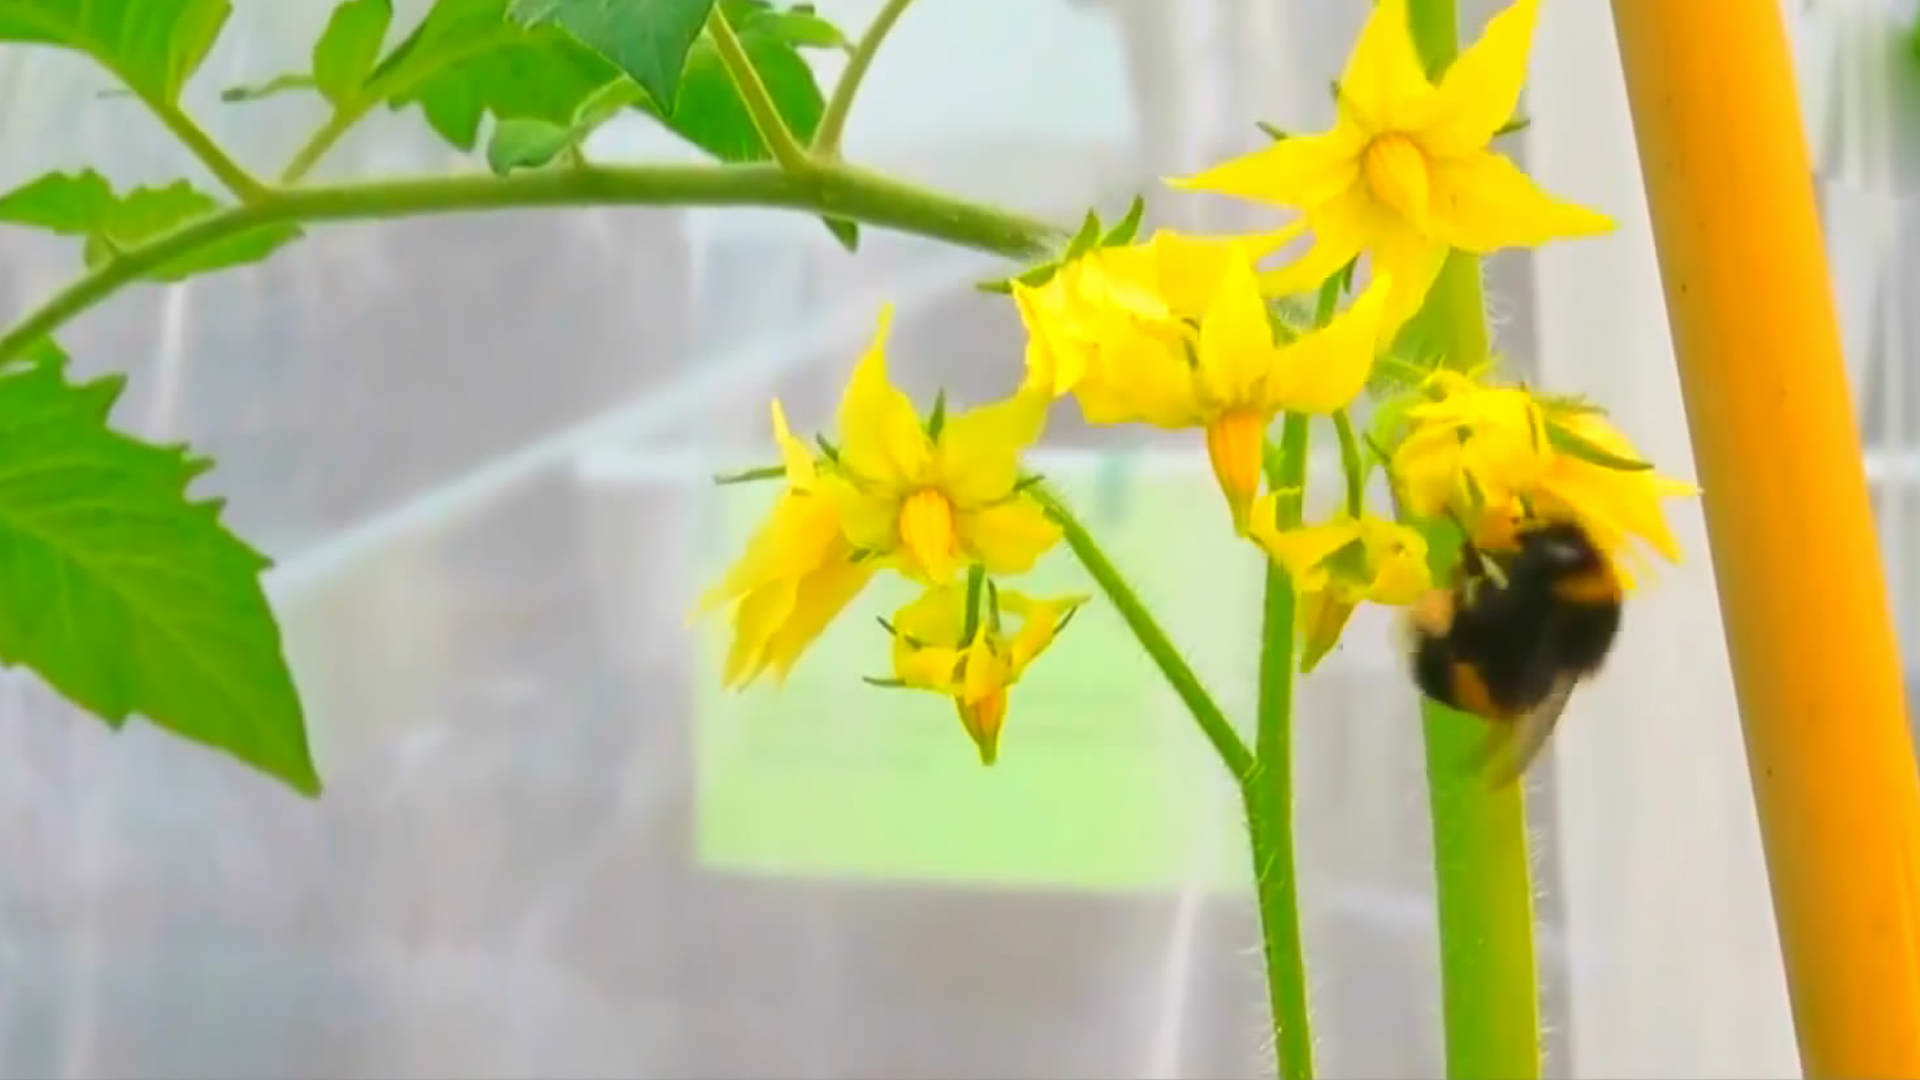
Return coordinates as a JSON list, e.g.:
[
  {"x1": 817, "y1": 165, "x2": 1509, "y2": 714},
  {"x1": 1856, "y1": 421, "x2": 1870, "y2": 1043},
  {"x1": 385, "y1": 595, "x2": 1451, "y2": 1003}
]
[
  {"x1": 1247, "y1": 410, "x2": 1312, "y2": 1080},
  {"x1": 706, "y1": 6, "x2": 812, "y2": 173},
  {"x1": 0, "y1": 163, "x2": 1061, "y2": 364},
  {"x1": 279, "y1": 107, "x2": 364, "y2": 184},
  {"x1": 1404, "y1": 3, "x2": 1542, "y2": 1078},
  {"x1": 1030, "y1": 485, "x2": 1254, "y2": 780},
  {"x1": 142, "y1": 94, "x2": 269, "y2": 203},
  {"x1": 1332, "y1": 410, "x2": 1365, "y2": 518},
  {"x1": 813, "y1": 0, "x2": 917, "y2": 156}
]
